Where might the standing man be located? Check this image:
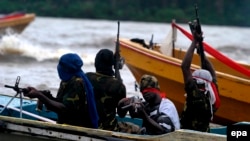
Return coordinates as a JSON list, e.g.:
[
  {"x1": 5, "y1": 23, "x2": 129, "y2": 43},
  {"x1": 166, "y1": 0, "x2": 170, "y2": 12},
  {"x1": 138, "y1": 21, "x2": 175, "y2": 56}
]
[
  {"x1": 86, "y1": 49, "x2": 126, "y2": 131},
  {"x1": 24, "y1": 53, "x2": 99, "y2": 128},
  {"x1": 180, "y1": 27, "x2": 221, "y2": 132}
]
